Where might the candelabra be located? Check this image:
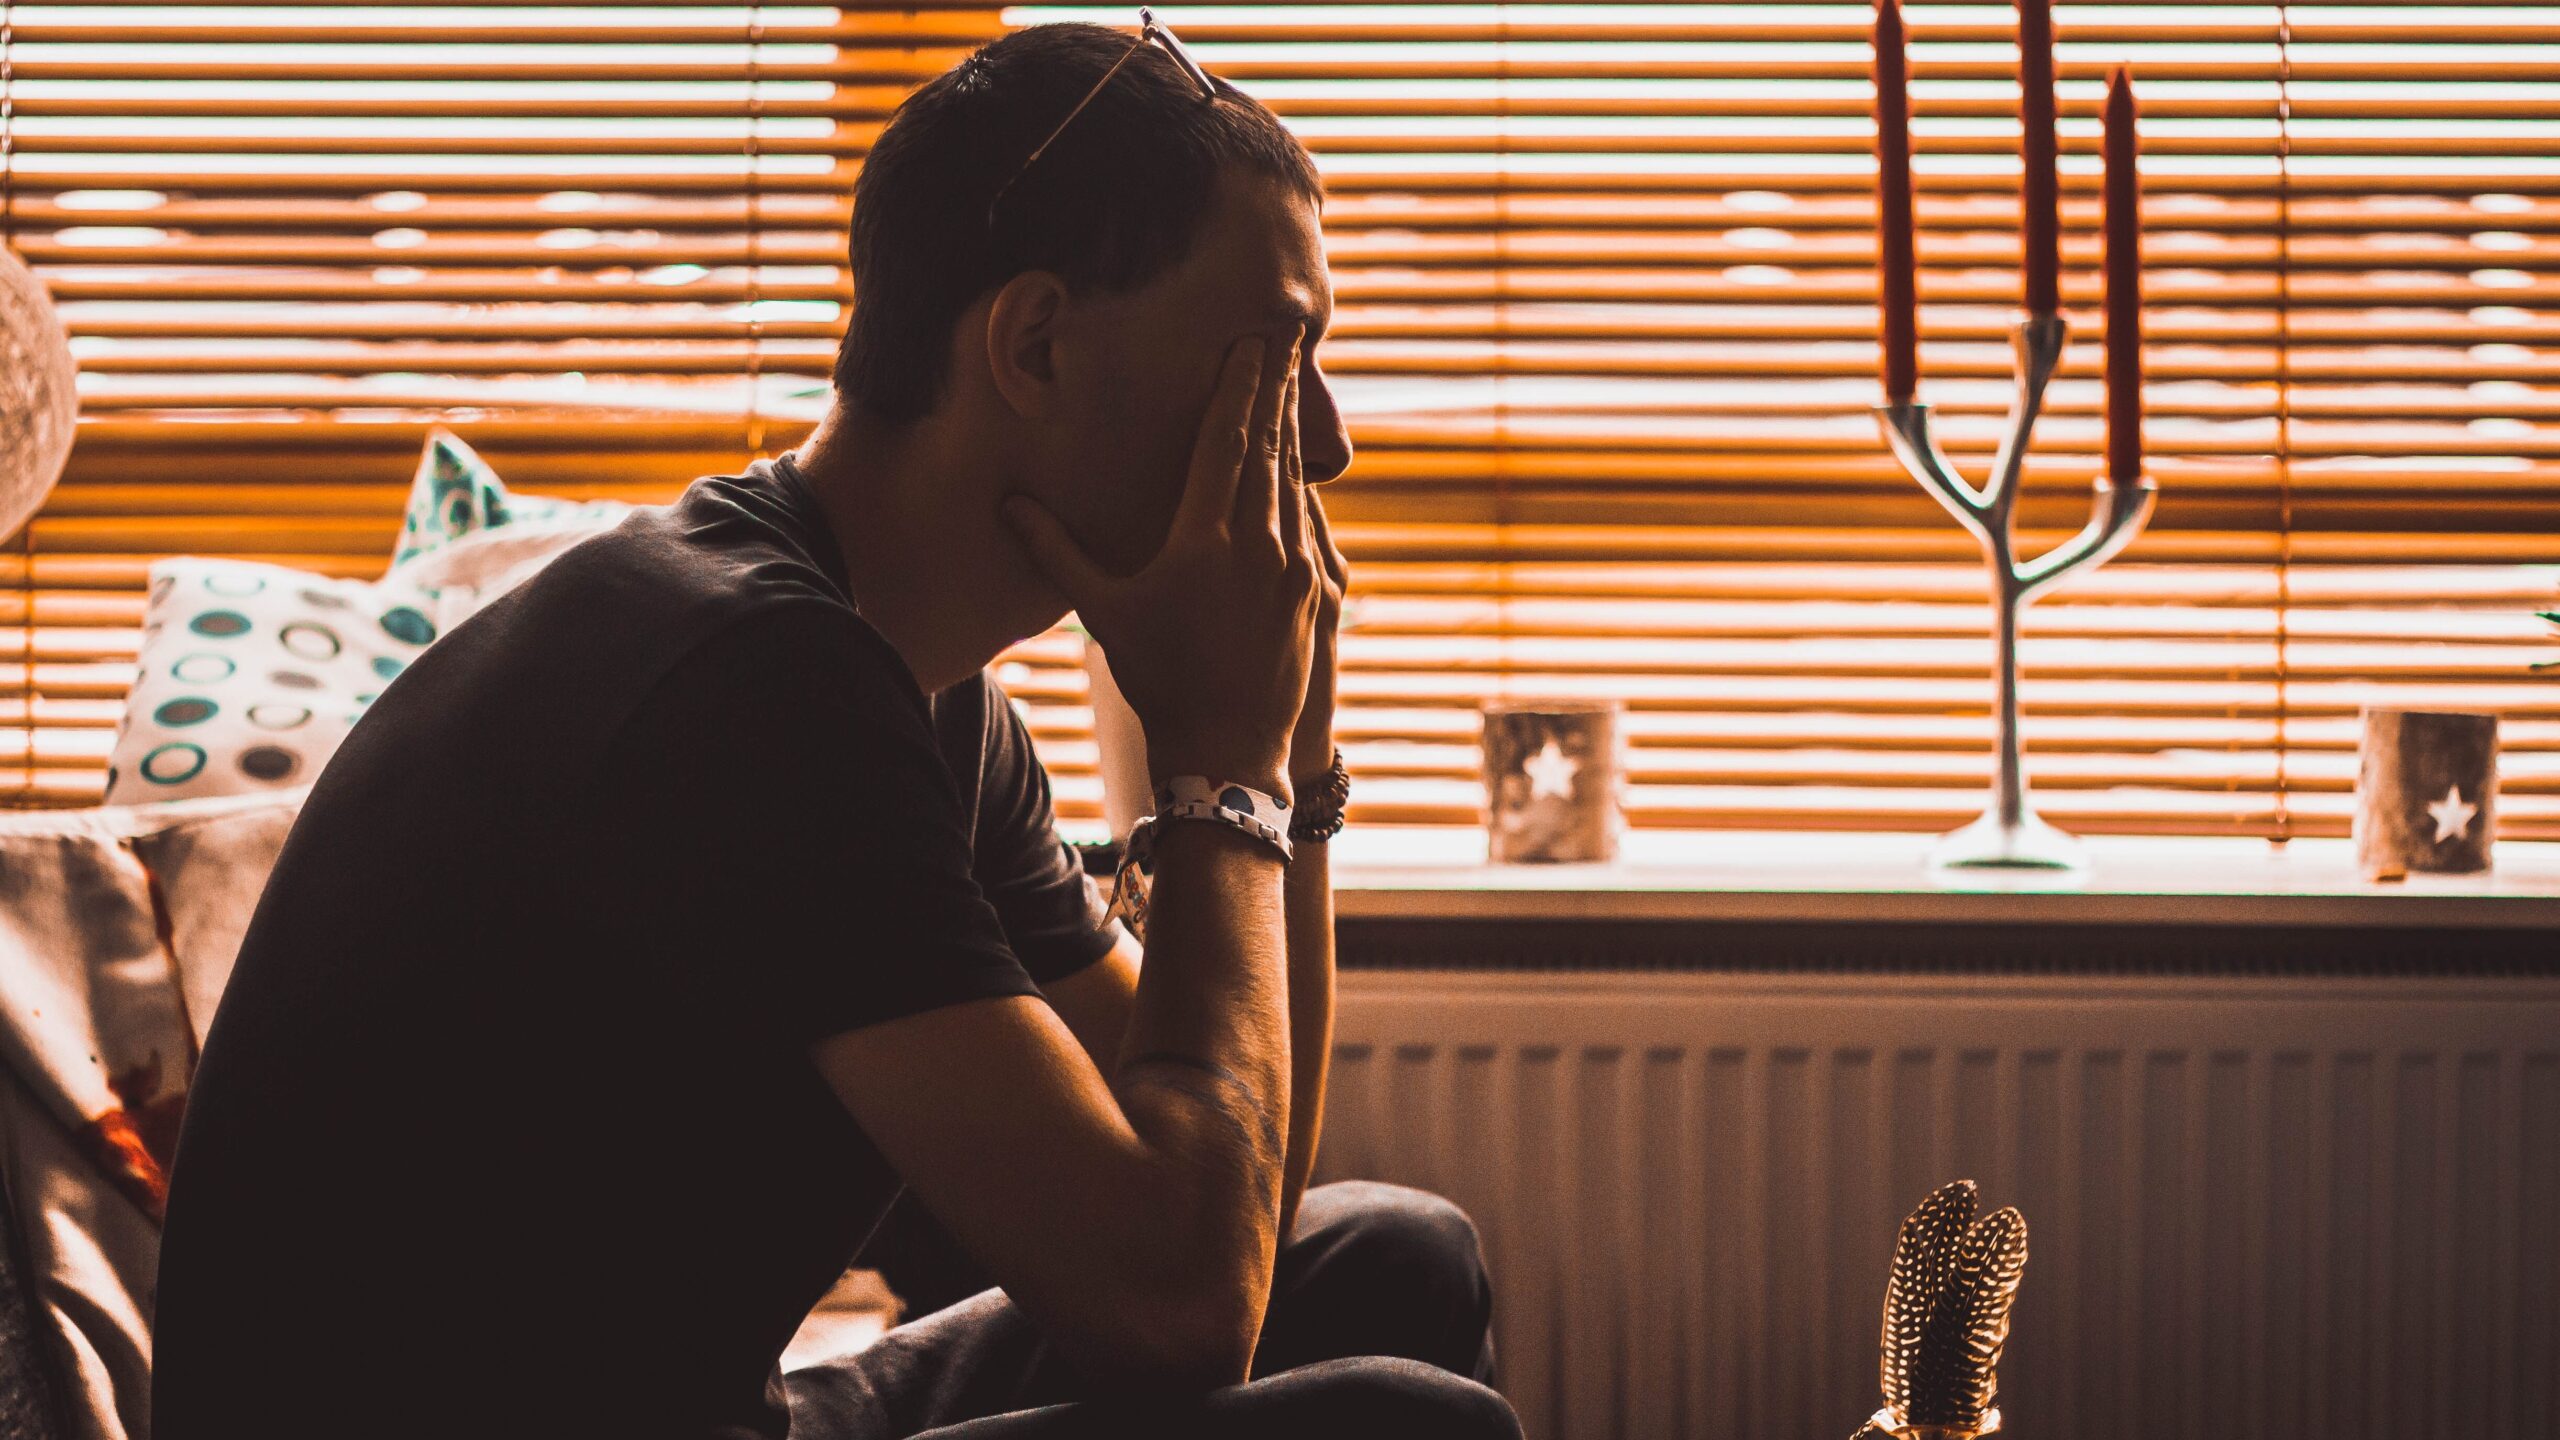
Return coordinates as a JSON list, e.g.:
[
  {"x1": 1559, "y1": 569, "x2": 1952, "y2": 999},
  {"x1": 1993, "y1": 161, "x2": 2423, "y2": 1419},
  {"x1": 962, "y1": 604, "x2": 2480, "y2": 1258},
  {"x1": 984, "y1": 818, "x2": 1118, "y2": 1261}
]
[{"x1": 1877, "y1": 314, "x2": 2158, "y2": 872}]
